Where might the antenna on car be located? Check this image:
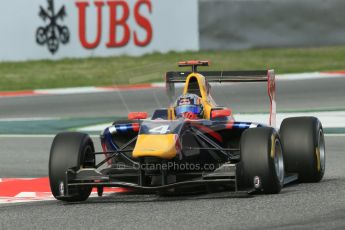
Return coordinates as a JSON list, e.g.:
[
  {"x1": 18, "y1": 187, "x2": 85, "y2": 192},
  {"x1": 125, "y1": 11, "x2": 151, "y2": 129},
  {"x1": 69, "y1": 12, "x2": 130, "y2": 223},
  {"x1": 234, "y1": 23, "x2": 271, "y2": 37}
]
[{"x1": 178, "y1": 60, "x2": 209, "y2": 72}]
